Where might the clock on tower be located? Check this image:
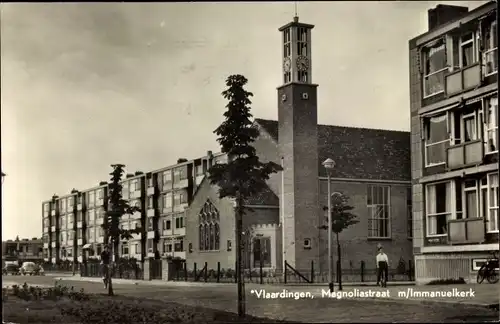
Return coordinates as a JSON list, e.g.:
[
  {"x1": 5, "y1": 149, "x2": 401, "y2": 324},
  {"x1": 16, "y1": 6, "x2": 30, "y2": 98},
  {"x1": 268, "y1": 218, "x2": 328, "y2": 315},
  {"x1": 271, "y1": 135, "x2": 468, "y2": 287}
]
[{"x1": 279, "y1": 16, "x2": 314, "y2": 85}]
